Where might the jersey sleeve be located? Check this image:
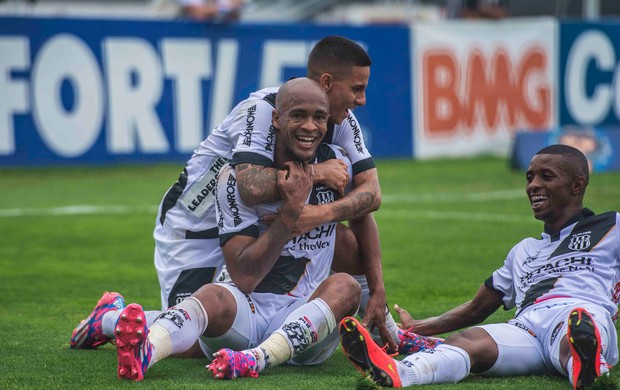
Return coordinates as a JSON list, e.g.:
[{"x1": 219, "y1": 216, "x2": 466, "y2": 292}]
[
  {"x1": 485, "y1": 245, "x2": 518, "y2": 310},
  {"x1": 331, "y1": 111, "x2": 376, "y2": 177},
  {"x1": 215, "y1": 164, "x2": 260, "y2": 246},
  {"x1": 230, "y1": 97, "x2": 277, "y2": 168}
]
